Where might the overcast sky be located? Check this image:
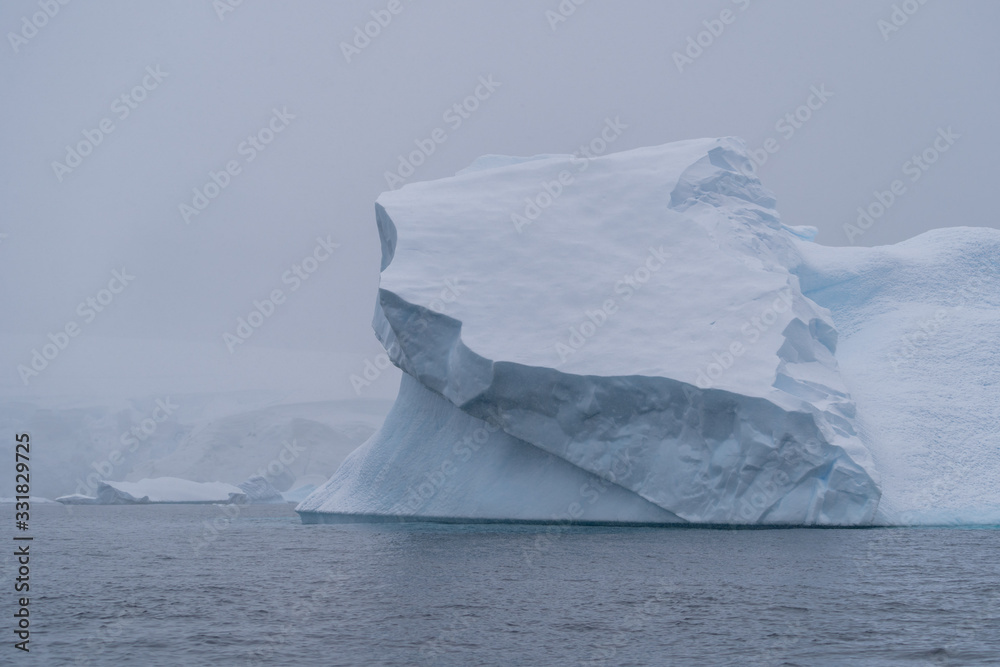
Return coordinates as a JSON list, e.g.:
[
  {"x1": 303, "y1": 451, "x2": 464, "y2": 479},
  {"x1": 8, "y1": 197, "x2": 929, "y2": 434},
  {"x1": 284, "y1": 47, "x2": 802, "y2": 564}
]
[{"x1": 1, "y1": 0, "x2": 997, "y2": 403}]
